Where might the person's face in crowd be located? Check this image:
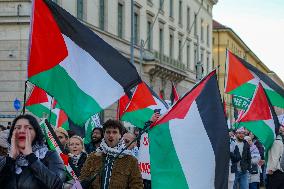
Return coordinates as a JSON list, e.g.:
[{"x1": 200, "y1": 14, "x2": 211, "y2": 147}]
[
  {"x1": 123, "y1": 133, "x2": 136, "y2": 150},
  {"x1": 69, "y1": 137, "x2": 83, "y2": 156},
  {"x1": 134, "y1": 129, "x2": 139, "y2": 137},
  {"x1": 279, "y1": 126, "x2": 284, "y2": 134},
  {"x1": 236, "y1": 131, "x2": 245, "y2": 141},
  {"x1": 104, "y1": 127, "x2": 121, "y2": 148},
  {"x1": 92, "y1": 129, "x2": 102, "y2": 143},
  {"x1": 14, "y1": 118, "x2": 36, "y2": 149},
  {"x1": 244, "y1": 128, "x2": 249, "y2": 136},
  {"x1": 56, "y1": 131, "x2": 68, "y2": 146},
  {"x1": 246, "y1": 138, "x2": 253, "y2": 146},
  {"x1": 249, "y1": 132, "x2": 254, "y2": 140}
]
